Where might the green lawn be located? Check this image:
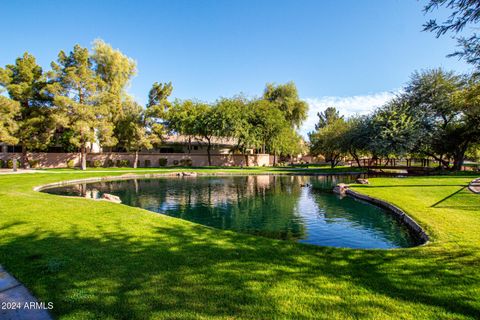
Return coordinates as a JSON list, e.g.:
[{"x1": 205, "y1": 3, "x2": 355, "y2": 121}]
[{"x1": 0, "y1": 168, "x2": 479, "y2": 319}]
